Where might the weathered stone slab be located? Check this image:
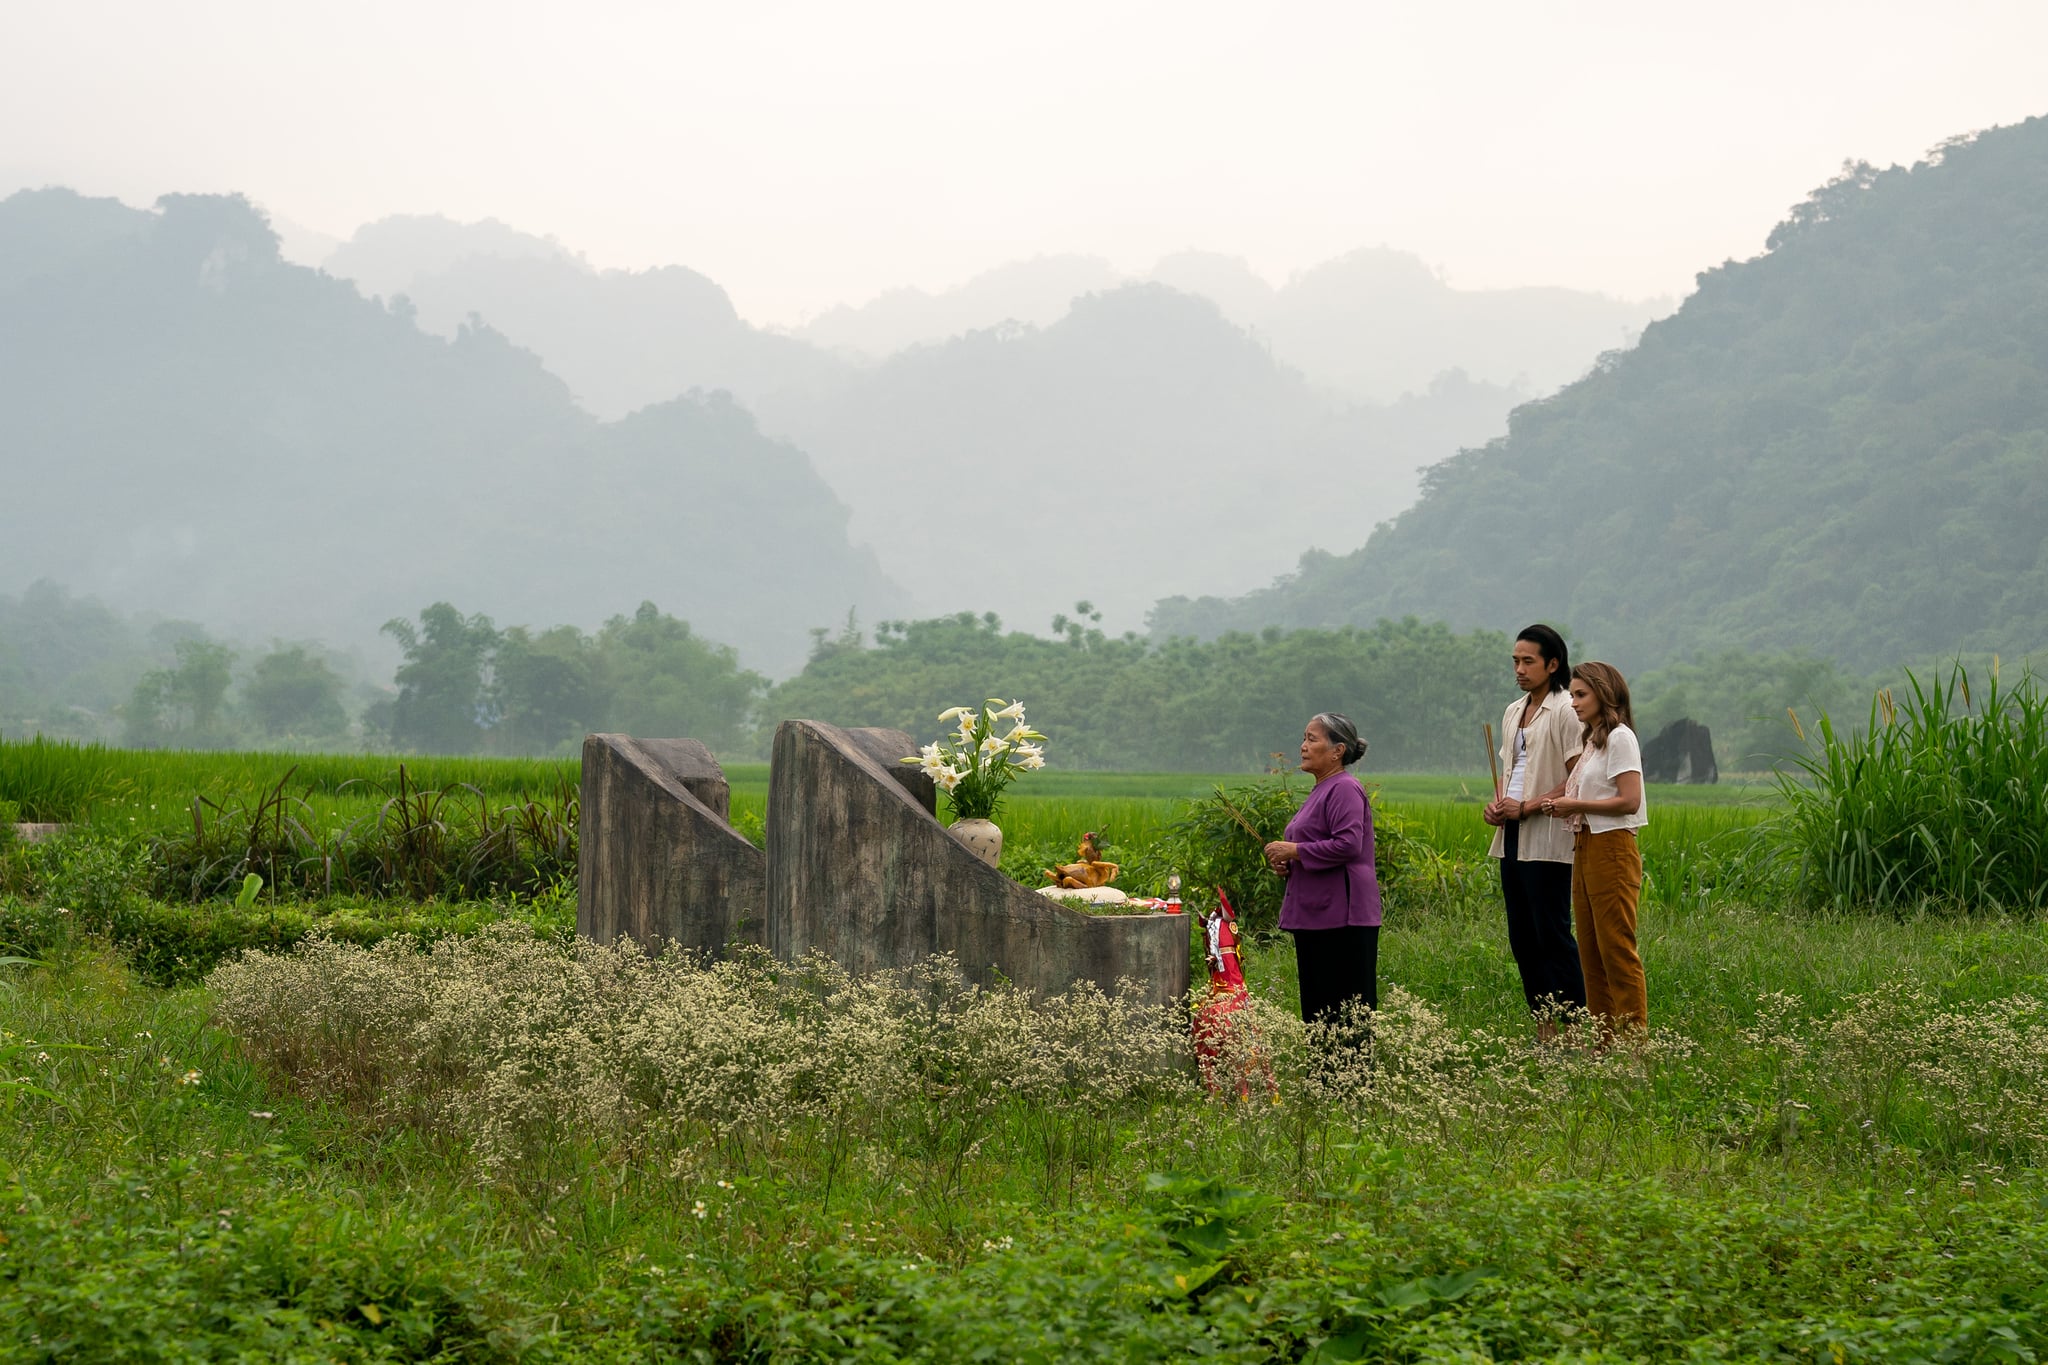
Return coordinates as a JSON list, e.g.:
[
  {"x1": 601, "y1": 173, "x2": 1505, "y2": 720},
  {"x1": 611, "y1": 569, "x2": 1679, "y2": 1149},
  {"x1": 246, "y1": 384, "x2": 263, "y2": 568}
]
[
  {"x1": 765, "y1": 719, "x2": 1191, "y2": 1007},
  {"x1": 1642, "y1": 718, "x2": 1718, "y2": 784},
  {"x1": 578, "y1": 734, "x2": 765, "y2": 953}
]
